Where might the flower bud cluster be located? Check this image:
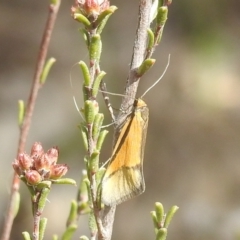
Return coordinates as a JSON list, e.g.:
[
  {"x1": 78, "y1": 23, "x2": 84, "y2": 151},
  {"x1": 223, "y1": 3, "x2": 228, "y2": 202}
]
[
  {"x1": 12, "y1": 142, "x2": 68, "y2": 185},
  {"x1": 71, "y1": 0, "x2": 110, "y2": 18}
]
